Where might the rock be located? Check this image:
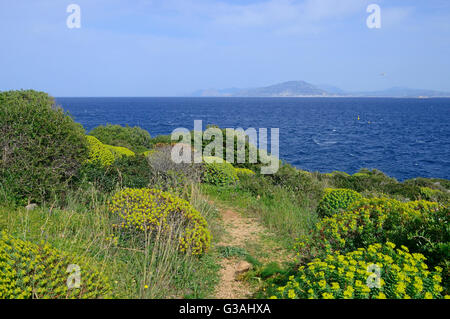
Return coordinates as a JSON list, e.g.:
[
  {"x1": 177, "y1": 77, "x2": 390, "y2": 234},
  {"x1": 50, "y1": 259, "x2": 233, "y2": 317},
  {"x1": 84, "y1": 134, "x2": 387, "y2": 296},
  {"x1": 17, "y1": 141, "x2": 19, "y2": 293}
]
[
  {"x1": 235, "y1": 261, "x2": 252, "y2": 276},
  {"x1": 25, "y1": 203, "x2": 38, "y2": 211}
]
